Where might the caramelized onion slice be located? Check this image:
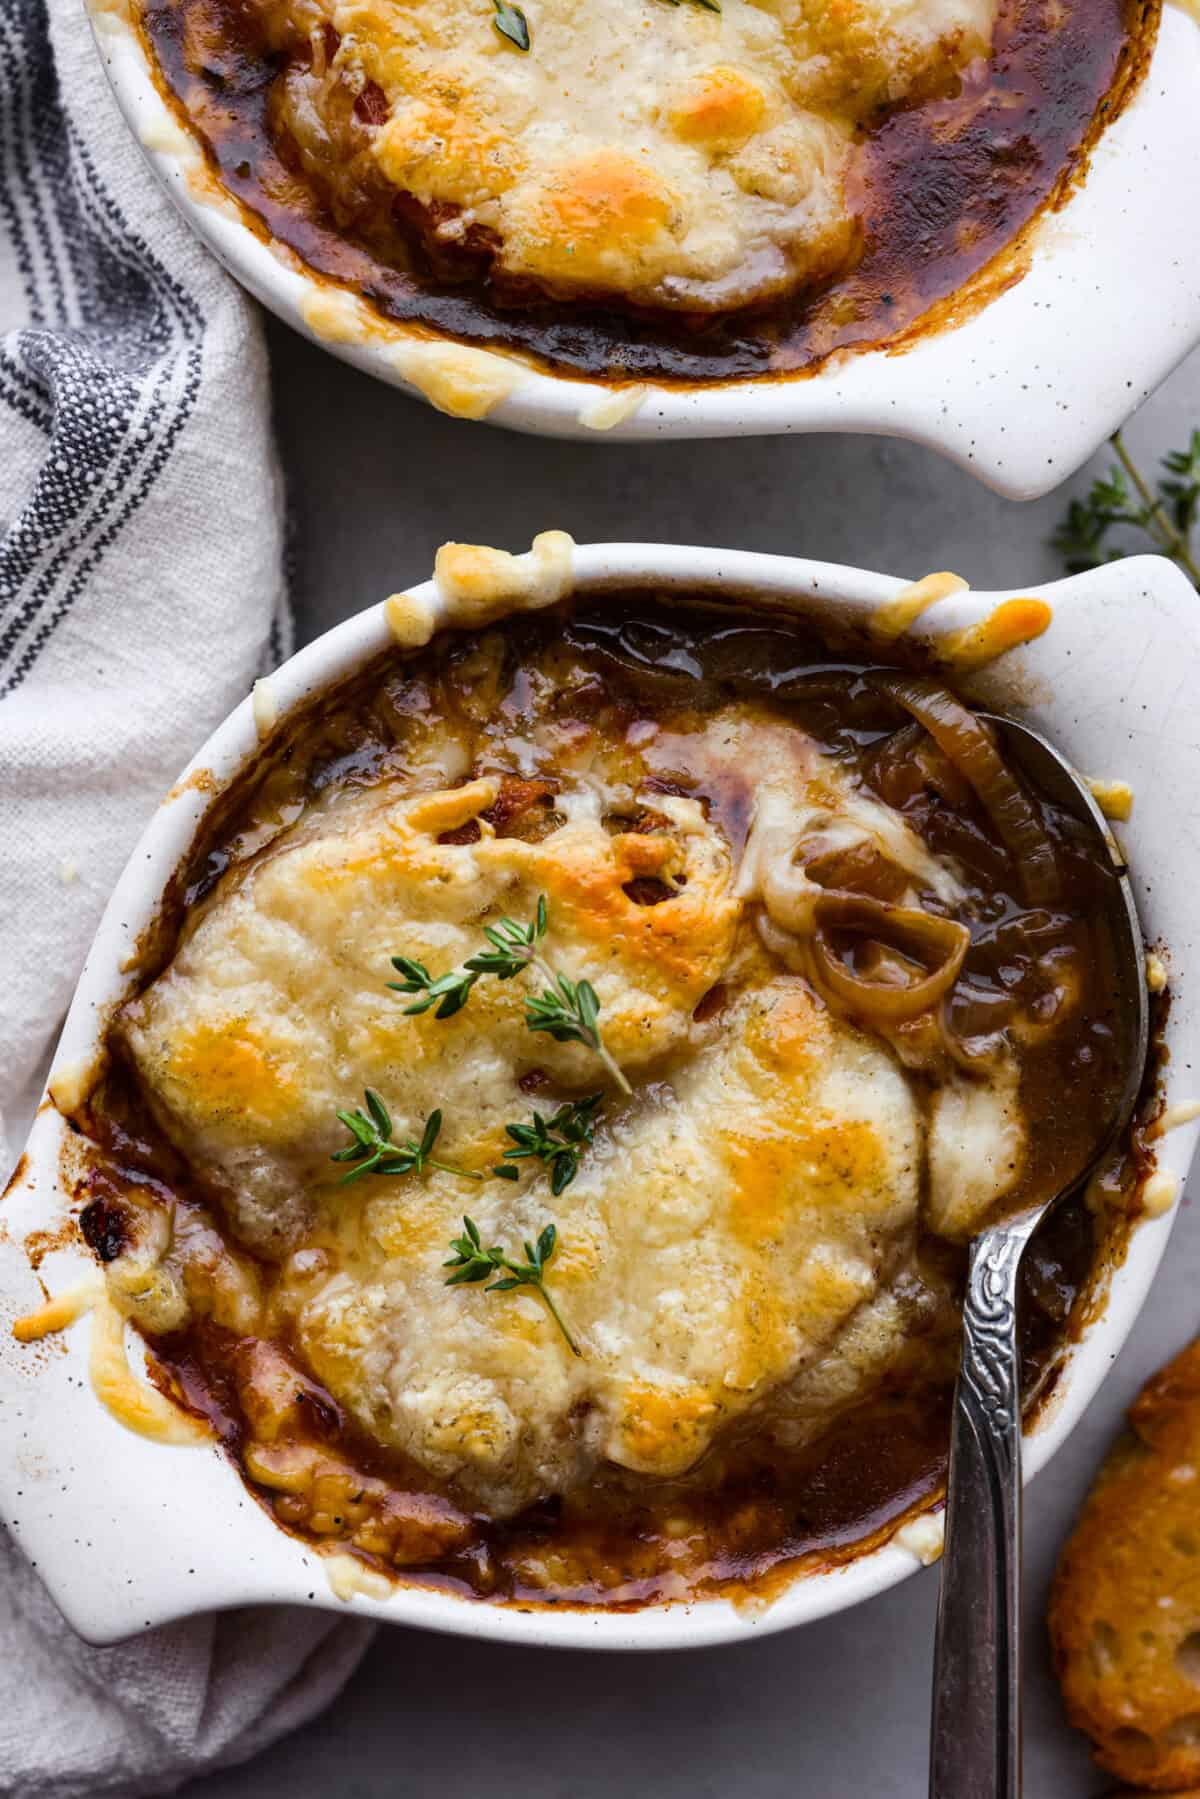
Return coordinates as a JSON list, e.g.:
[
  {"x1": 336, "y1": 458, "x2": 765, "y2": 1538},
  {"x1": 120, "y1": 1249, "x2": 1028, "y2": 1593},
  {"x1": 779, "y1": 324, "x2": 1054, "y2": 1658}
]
[
  {"x1": 877, "y1": 676, "x2": 1060, "y2": 904},
  {"x1": 812, "y1": 891, "x2": 970, "y2": 1022}
]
